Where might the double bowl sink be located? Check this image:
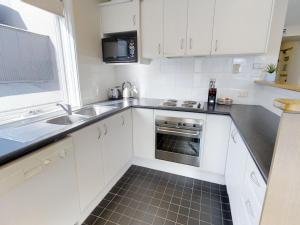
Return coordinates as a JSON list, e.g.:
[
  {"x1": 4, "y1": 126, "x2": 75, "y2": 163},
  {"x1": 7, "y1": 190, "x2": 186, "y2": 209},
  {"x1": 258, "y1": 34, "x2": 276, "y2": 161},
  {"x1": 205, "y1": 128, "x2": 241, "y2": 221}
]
[{"x1": 46, "y1": 105, "x2": 118, "y2": 126}]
